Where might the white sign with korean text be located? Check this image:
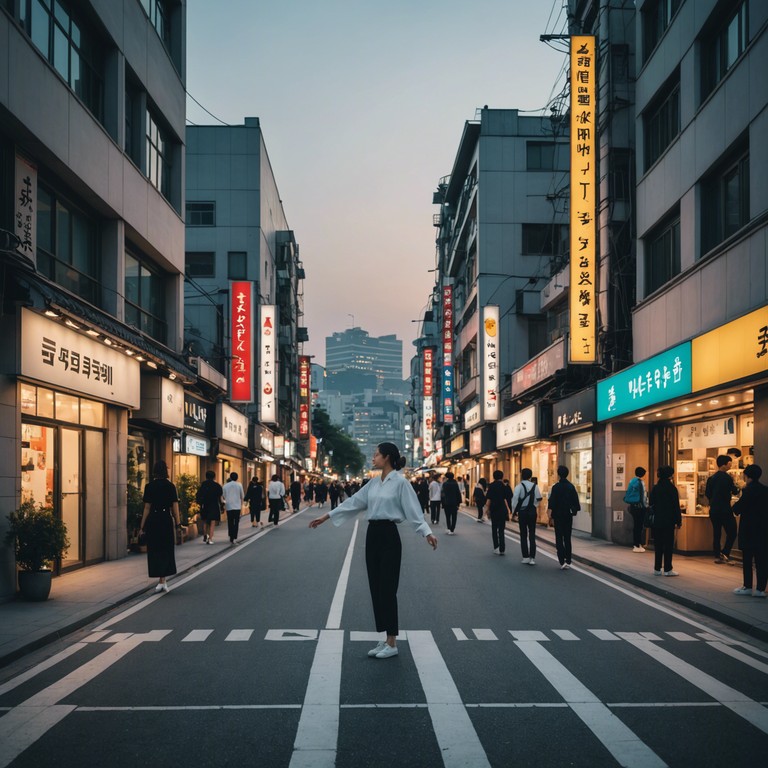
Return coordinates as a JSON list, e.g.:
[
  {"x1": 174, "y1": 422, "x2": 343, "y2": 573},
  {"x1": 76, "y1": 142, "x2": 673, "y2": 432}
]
[
  {"x1": 482, "y1": 305, "x2": 499, "y2": 421},
  {"x1": 259, "y1": 305, "x2": 277, "y2": 424},
  {"x1": 422, "y1": 398, "x2": 434, "y2": 456},
  {"x1": 21, "y1": 309, "x2": 140, "y2": 407},
  {"x1": 217, "y1": 402, "x2": 249, "y2": 447},
  {"x1": 677, "y1": 417, "x2": 737, "y2": 450},
  {"x1": 463, "y1": 403, "x2": 481, "y2": 430},
  {"x1": 496, "y1": 406, "x2": 536, "y2": 449}
]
